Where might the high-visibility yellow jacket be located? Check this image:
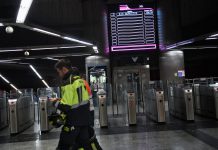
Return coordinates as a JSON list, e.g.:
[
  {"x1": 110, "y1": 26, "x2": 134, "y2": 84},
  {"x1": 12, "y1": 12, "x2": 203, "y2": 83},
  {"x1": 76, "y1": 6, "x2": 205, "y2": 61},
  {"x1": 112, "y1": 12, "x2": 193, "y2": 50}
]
[{"x1": 54, "y1": 75, "x2": 90, "y2": 126}]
